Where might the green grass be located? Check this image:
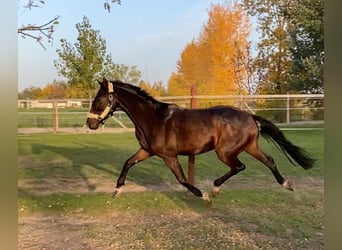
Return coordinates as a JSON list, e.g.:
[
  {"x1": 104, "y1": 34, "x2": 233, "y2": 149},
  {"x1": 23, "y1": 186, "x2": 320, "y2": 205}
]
[
  {"x1": 18, "y1": 129, "x2": 323, "y2": 182},
  {"x1": 18, "y1": 130, "x2": 324, "y2": 249}
]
